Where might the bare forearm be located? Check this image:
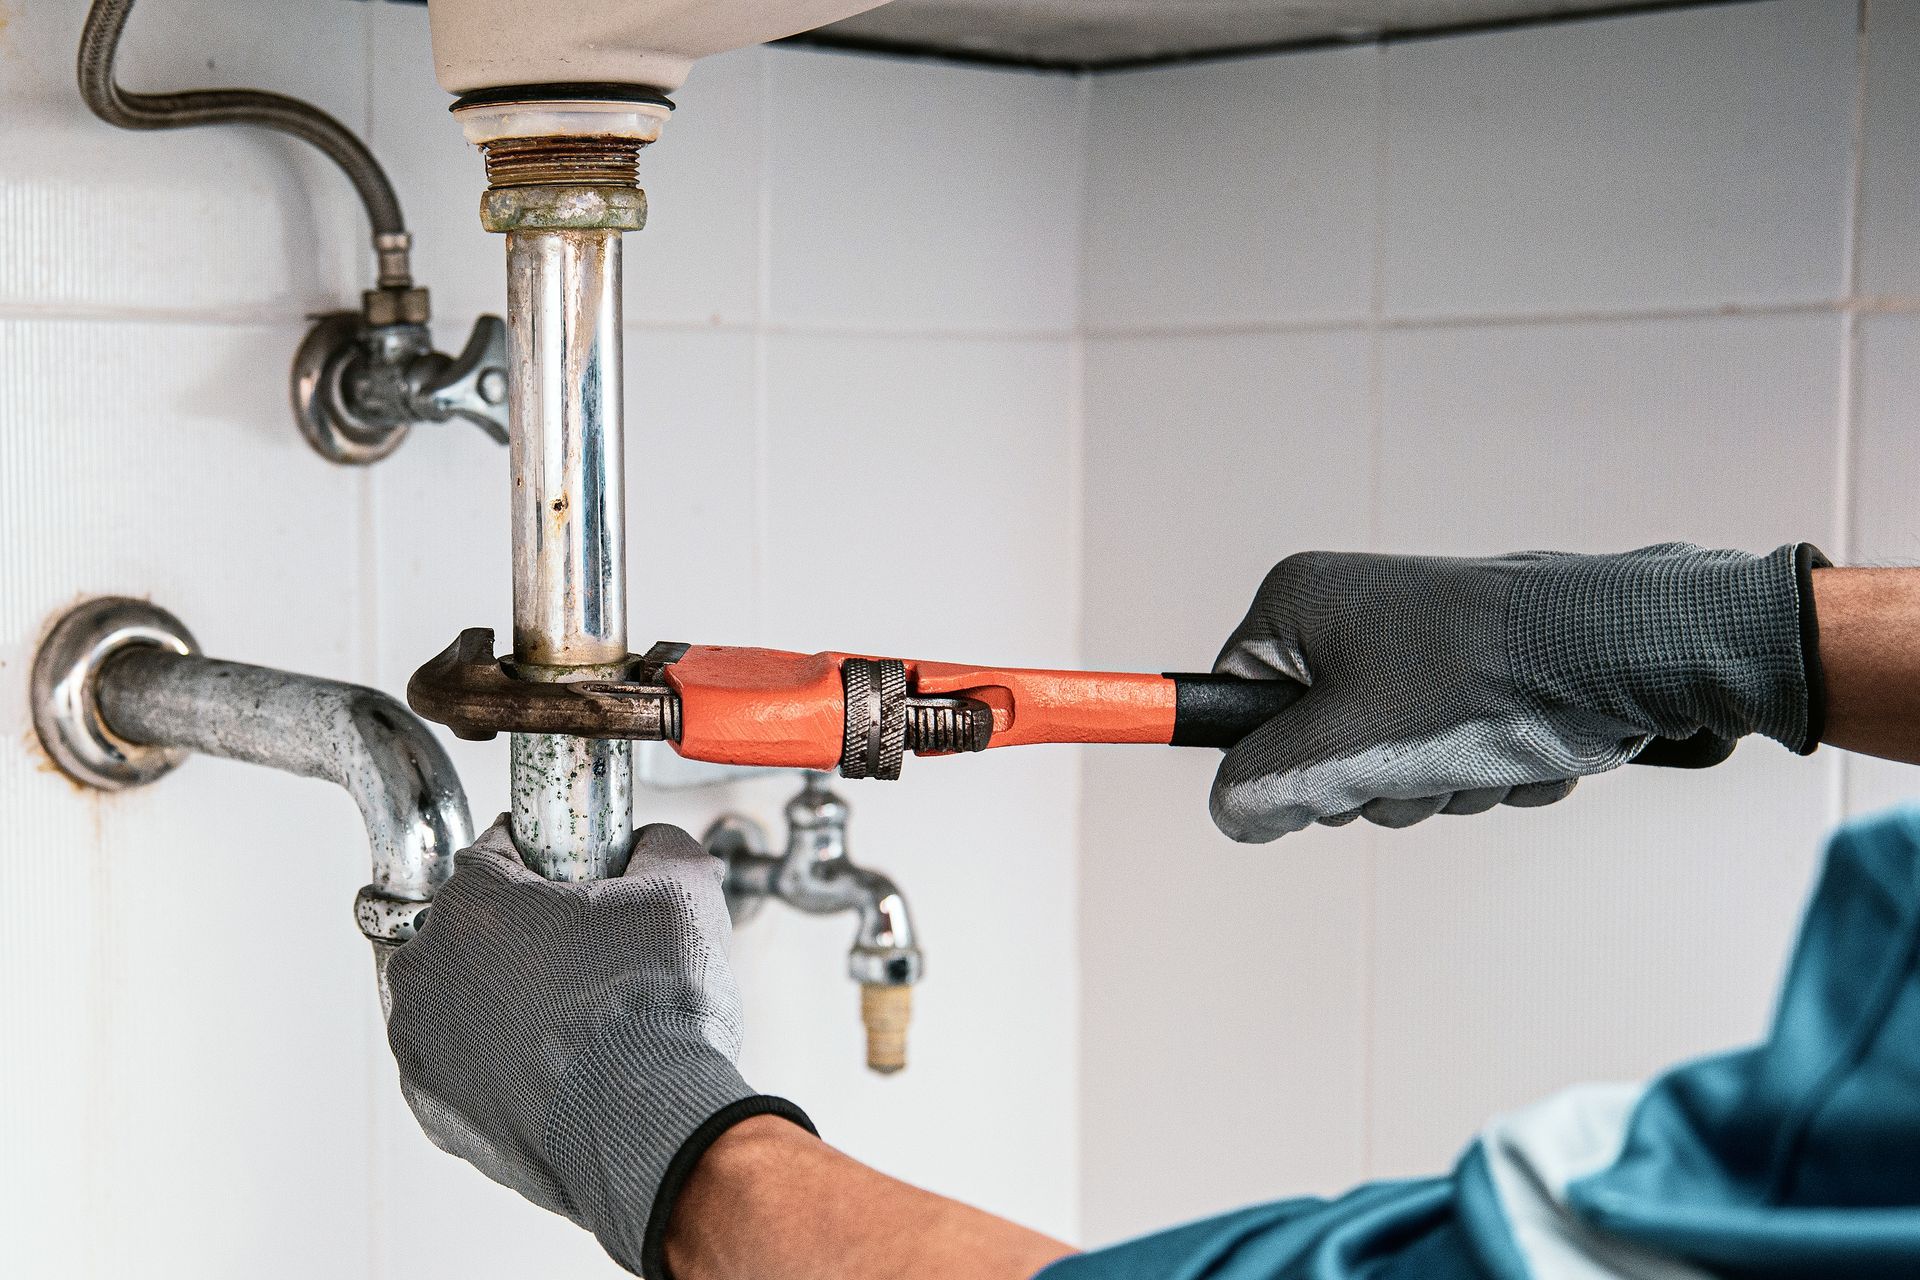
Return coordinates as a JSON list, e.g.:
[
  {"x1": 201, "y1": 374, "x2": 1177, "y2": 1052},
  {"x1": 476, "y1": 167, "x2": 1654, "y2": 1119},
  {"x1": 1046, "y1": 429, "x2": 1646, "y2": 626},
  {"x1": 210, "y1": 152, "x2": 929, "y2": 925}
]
[
  {"x1": 666, "y1": 1116, "x2": 1077, "y2": 1280},
  {"x1": 1814, "y1": 567, "x2": 1920, "y2": 765}
]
